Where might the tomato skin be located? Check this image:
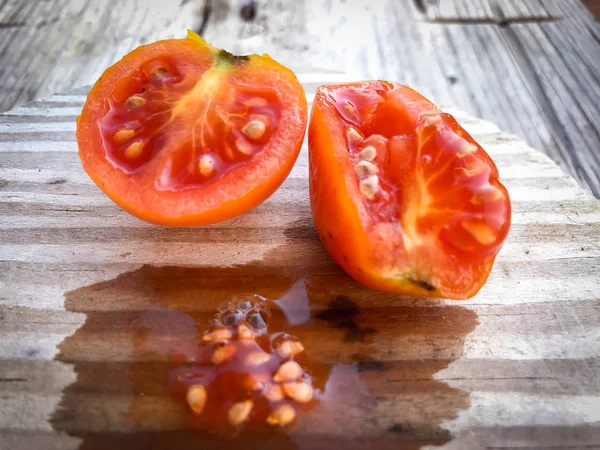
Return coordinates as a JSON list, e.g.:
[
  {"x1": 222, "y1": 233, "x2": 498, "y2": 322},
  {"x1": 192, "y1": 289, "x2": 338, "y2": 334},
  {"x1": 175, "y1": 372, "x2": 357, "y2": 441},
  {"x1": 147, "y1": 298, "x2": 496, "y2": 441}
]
[
  {"x1": 77, "y1": 32, "x2": 307, "y2": 226},
  {"x1": 309, "y1": 82, "x2": 511, "y2": 300}
]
